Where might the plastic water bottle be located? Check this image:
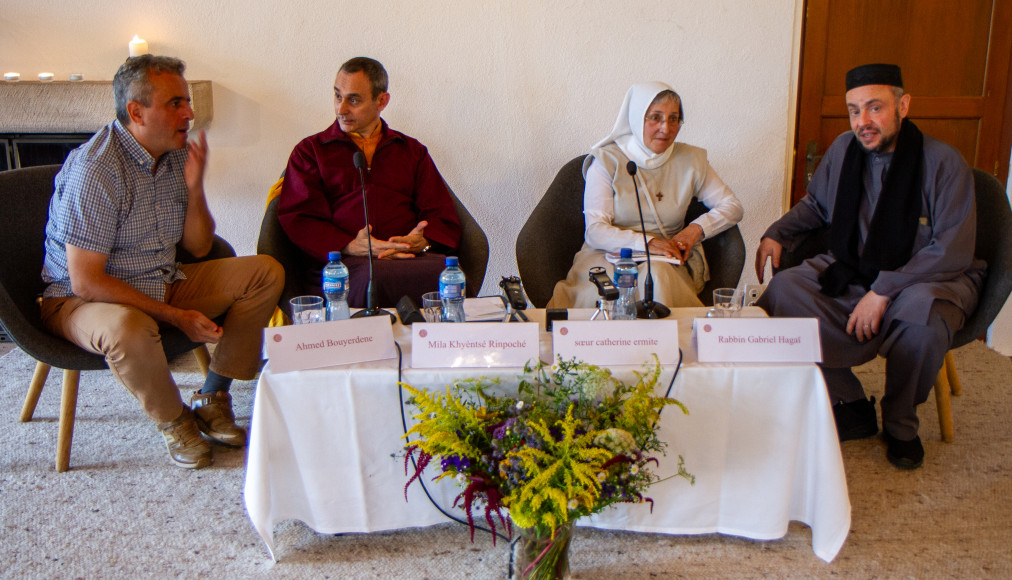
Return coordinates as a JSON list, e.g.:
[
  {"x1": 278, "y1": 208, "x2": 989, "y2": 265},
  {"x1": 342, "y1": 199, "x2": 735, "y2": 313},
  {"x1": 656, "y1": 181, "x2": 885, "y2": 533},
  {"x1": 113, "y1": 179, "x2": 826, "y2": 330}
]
[
  {"x1": 322, "y1": 251, "x2": 350, "y2": 321},
  {"x1": 612, "y1": 248, "x2": 638, "y2": 320},
  {"x1": 438, "y1": 256, "x2": 467, "y2": 323}
]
